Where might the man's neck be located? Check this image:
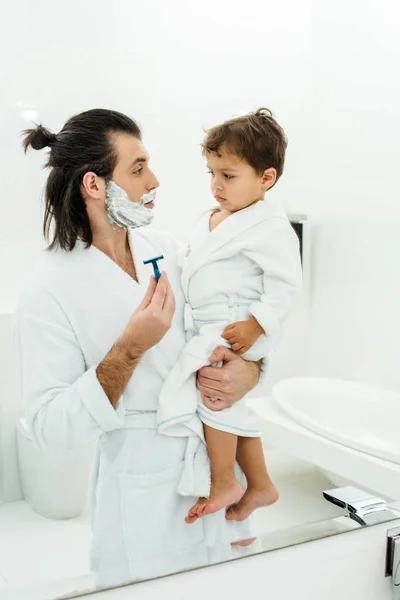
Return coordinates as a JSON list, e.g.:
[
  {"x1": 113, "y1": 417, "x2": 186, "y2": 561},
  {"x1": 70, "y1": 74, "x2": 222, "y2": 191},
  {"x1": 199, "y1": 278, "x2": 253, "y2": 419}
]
[{"x1": 92, "y1": 227, "x2": 130, "y2": 264}]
